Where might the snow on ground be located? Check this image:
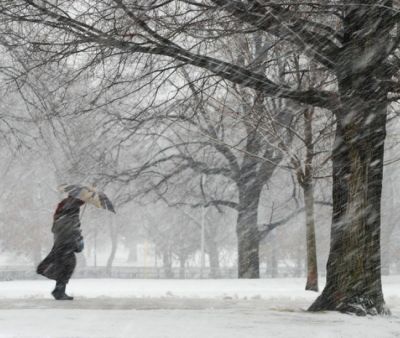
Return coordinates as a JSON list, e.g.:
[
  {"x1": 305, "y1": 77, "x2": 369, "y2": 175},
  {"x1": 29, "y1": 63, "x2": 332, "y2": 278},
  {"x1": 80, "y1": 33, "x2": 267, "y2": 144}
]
[{"x1": 0, "y1": 277, "x2": 400, "y2": 337}]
